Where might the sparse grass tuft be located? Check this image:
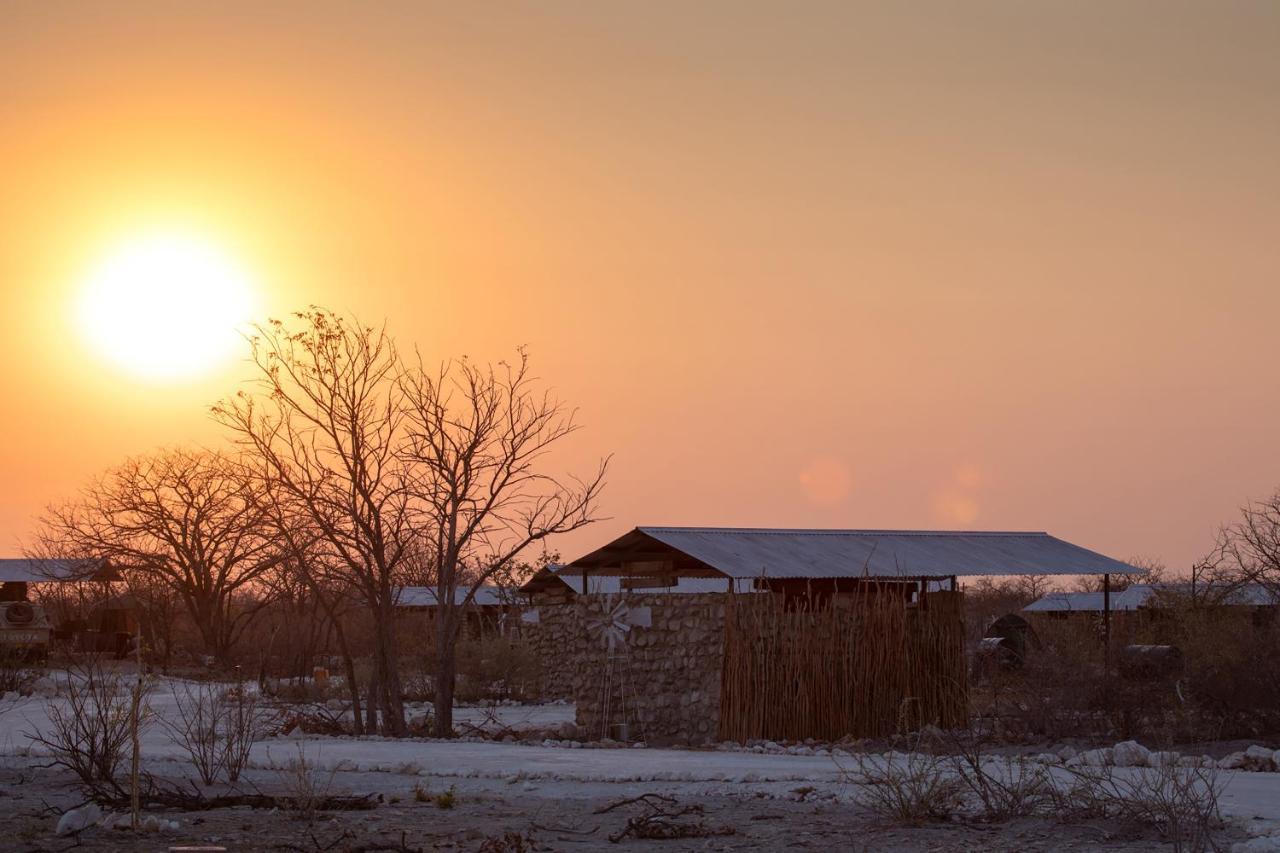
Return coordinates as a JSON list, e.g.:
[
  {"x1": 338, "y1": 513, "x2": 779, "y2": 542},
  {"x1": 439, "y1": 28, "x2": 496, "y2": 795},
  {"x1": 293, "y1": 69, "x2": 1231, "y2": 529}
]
[{"x1": 434, "y1": 785, "x2": 456, "y2": 809}]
